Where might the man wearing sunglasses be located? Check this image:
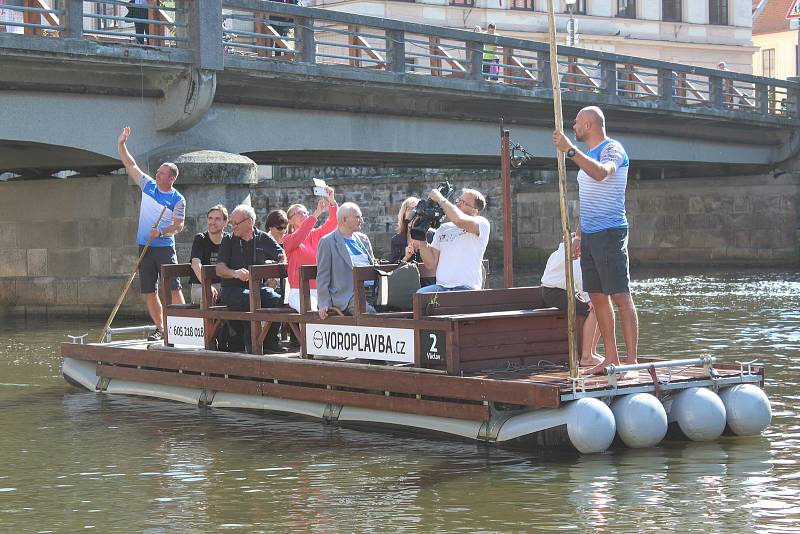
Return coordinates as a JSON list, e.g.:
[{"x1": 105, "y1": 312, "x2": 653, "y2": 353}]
[{"x1": 415, "y1": 188, "x2": 490, "y2": 294}]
